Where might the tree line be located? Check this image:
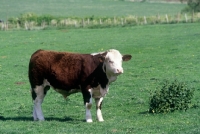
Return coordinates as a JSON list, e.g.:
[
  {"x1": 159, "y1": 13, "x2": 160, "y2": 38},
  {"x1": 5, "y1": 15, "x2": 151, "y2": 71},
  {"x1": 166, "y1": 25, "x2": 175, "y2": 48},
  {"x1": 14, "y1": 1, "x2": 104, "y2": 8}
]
[{"x1": 180, "y1": 0, "x2": 200, "y2": 13}]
